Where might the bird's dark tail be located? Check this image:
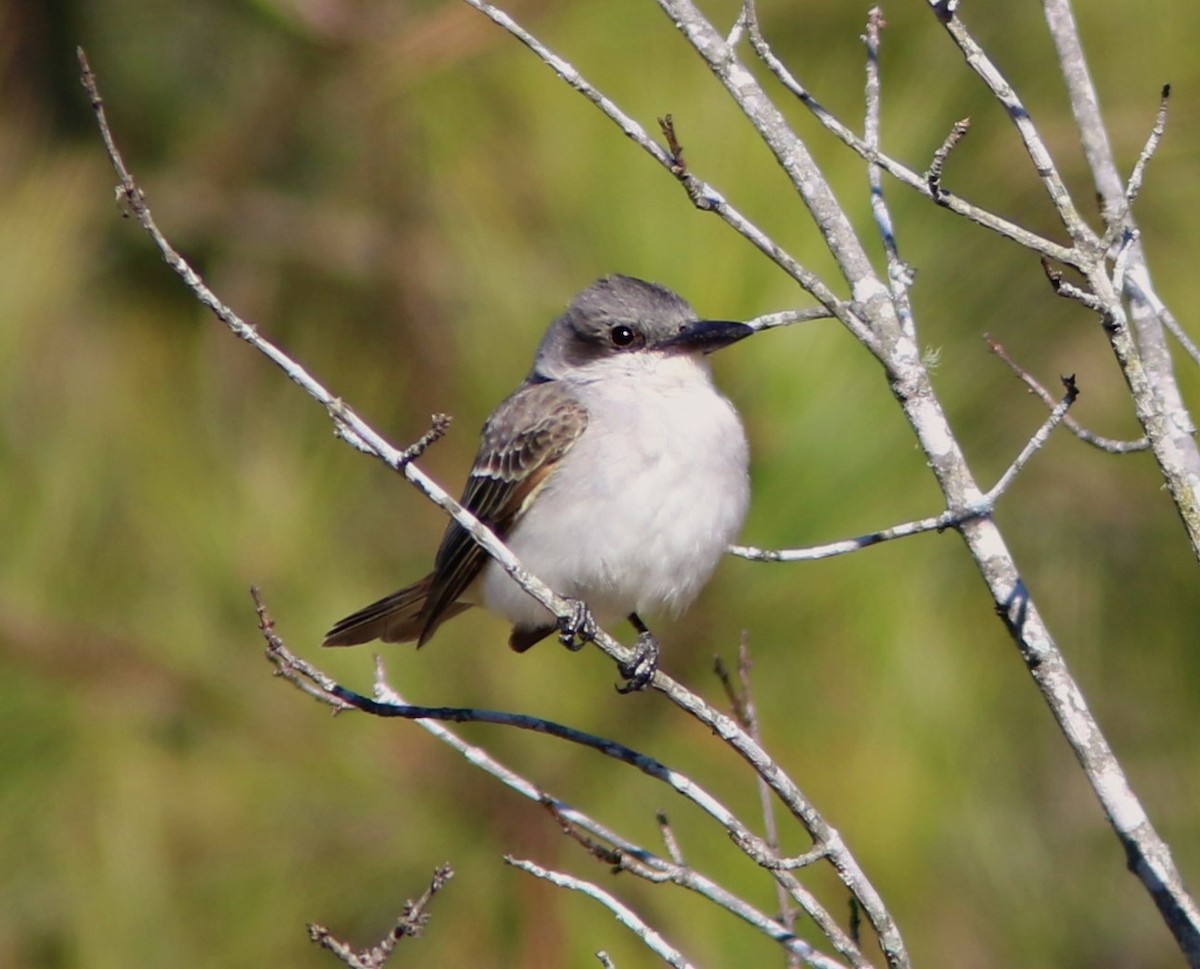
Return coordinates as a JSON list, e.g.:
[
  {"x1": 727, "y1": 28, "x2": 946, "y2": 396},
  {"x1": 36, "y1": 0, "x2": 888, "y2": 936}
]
[{"x1": 322, "y1": 575, "x2": 470, "y2": 647}]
